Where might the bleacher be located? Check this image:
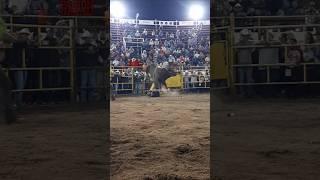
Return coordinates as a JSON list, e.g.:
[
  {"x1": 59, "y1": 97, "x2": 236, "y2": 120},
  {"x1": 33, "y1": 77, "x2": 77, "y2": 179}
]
[{"x1": 110, "y1": 18, "x2": 210, "y2": 44}]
